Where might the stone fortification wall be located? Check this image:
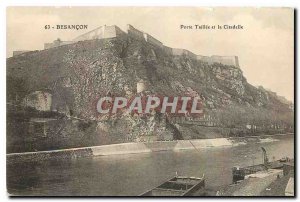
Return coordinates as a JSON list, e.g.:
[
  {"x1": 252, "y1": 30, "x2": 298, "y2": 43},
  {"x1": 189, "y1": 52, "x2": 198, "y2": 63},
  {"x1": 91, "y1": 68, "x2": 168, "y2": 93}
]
[
  {"x1": 184, "y1": 50, "x2": 197, "y2": 60},
  {"x1": 197, "y1": 55, "x2": 239, "y2": 67},
  {"x1": 171, "y1": 48, "x2": 197, "y2": 60},
  {"x1": 13, "y1": 50, "x2": 31, "y2": 57},
  {"x1": 234, "y1": 56, "x2": 240, "y2": 68},
  {"x1": 73, "y1": 26, "x2": 104, "y2": 41},
  {"x1": 163, "y1": 46, "x2": 173, "y2": 55},
  {"x1": 197, "y1": 55, "x2": 210, "y2": 61},
  {"x1": 115, "y1": 26, "x2": 127, "y2": 36},
  {"x1": 103, "y1": 25, "x2": 126, "y2": 38},
  {"x1": 172, "y1": 51, "x2": 239, "y2": 67},
  {"x1": 127, "y1": 24, "x2": 145, "y2": 40},
  {"x1": 43, "y1": 24, "x2": 240, "y2": 68},
  {"x1": 127, "y1": 24, "x2": 164, "y2": 48},
  {"x1": 73, "y1": 25, "x2": 125, "y2": 42},
  {"x1": 44, "y1": 40, "x2": 75, "y2": 50},
  {"x1": 143, "y1": 33, "x2": 163, "y2": 48},
  {"x1": 210, "y1": 55, "x2": 239, "y2": 67}
]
